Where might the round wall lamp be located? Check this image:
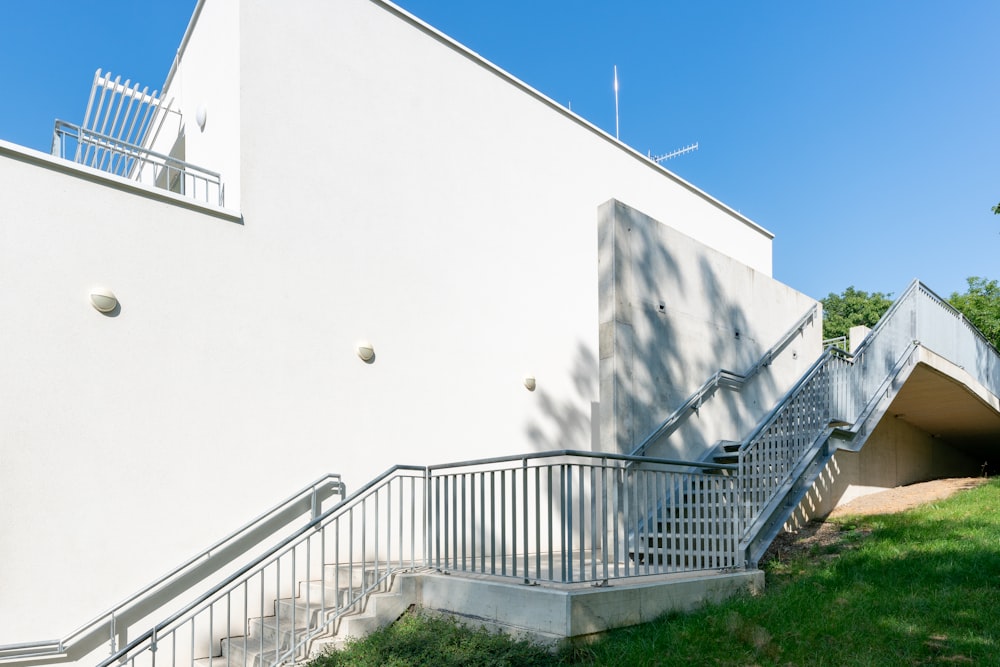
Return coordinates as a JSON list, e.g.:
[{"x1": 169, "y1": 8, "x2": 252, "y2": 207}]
[
  {"x1": 195, "y1": 105, "x2": 208, "y2": 131},
  {"x1": 524, "y1": 376, "x2": 536, "y2": 392},
  {"x1": 356, "y1": 340, "x2": 376, "y2": 364},
  {"x1": 89, "y1": 287, "x2": 118, "y2": 314}
]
